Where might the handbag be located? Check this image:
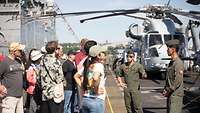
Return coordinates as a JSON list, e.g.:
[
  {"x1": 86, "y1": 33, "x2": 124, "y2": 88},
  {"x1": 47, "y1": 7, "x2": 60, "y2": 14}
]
[
  {"x1": 53, "y1": 82, "x2": 64, "y2": 103},
  {"x1": 43, "y1": 58, "x2": 64, "y2": 103}
]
